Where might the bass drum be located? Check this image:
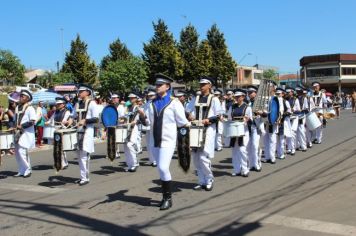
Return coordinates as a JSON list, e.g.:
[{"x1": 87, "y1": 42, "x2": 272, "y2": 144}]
[
  {"x1": 268, "y1": 96, "x2": 280, "y2": 125},
  {"x1": 101, "y1": 105, "x2": 118, "y2": 128}
]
